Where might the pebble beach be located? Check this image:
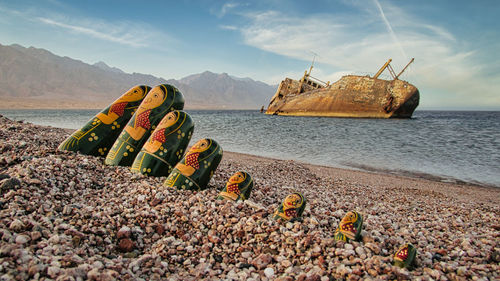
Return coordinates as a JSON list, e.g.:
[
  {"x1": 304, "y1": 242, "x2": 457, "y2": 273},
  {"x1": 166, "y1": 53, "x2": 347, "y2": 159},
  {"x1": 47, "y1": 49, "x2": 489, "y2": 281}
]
[{"x1": 0, "y1": 115, "x2": 499, "y2": 280}]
